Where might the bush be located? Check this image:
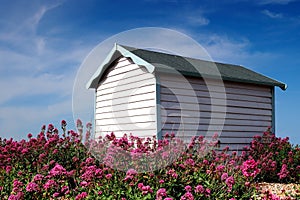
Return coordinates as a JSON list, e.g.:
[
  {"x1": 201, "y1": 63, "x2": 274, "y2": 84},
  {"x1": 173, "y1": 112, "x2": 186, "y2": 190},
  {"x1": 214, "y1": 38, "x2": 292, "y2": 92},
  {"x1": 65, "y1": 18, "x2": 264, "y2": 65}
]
[
  {"x1": 242, "y1": 129, "x2": 300, "y2": 183},
  {"x1": 0, "y1": 121, "x2": 299, "y2": 199}
]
